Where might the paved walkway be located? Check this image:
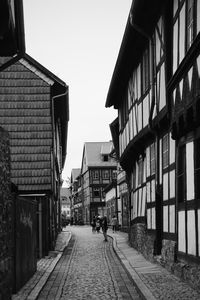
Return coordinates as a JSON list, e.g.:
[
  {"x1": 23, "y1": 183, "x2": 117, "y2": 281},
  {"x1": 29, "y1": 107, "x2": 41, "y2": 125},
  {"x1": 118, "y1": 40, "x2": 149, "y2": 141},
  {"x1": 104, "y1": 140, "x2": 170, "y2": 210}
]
[
  {"x1": 12, "y1": 226, "x2": 200, "y2": 300},
  {"x1": 108, "y1": 230, "x2": 200, "y2": 300},
  {"x1": 37, "y1": 226, "x2": 140, "y2": 300}
]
